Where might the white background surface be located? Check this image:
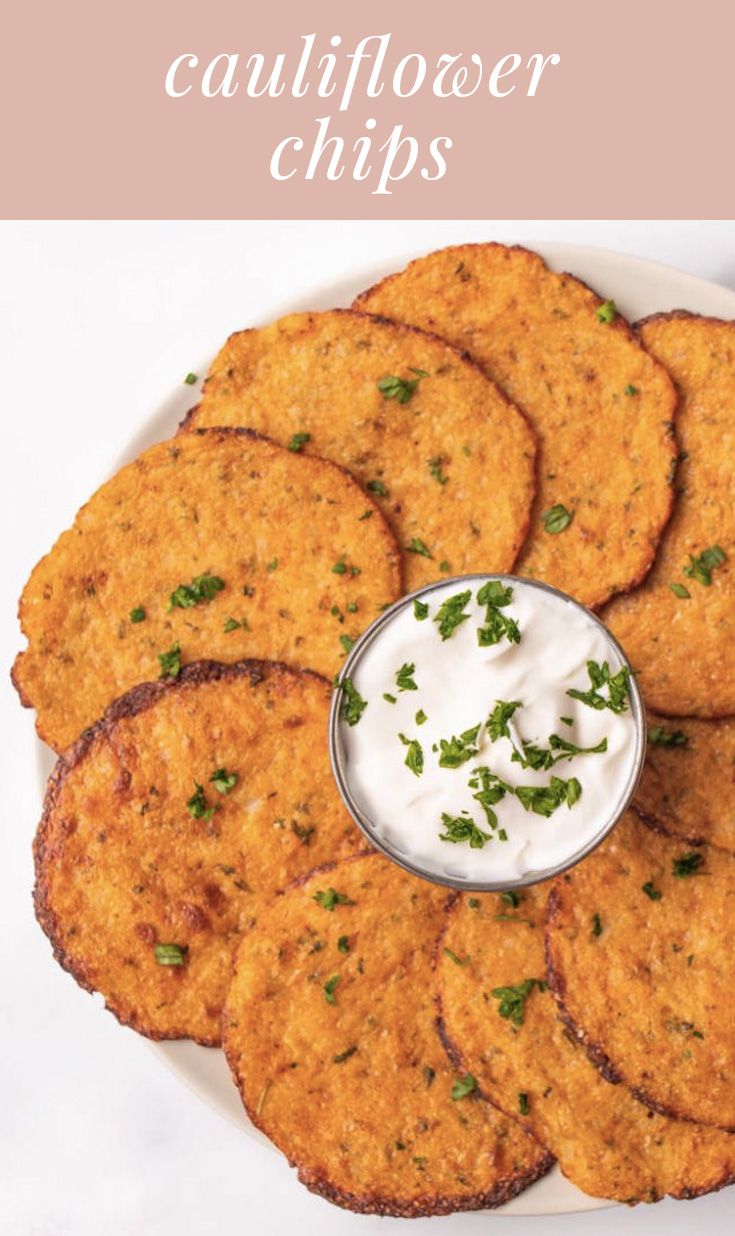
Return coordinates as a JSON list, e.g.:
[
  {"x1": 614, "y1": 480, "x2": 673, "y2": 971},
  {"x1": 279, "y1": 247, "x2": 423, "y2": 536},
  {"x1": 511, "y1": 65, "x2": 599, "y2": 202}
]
[{"x1": 2, "y1": 219, "x2": 735, "y2": 1236}]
